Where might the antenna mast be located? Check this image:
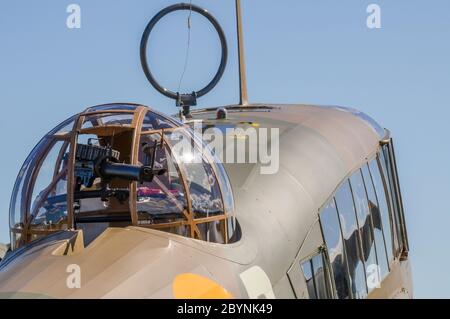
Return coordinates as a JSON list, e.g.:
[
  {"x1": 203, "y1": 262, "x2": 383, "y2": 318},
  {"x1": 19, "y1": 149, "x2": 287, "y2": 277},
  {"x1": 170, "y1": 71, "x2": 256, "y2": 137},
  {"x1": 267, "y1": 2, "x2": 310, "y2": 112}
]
[{"x1": 235, "y1": 0, "x2": 249, "y2": 106}]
